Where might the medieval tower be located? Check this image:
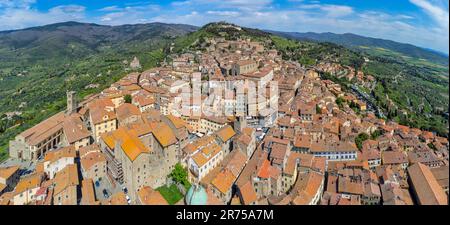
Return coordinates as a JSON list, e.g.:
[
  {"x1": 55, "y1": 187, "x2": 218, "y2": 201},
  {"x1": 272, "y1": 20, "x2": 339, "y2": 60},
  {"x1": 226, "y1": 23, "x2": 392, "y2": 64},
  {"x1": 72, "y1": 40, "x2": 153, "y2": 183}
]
[{"x1": 66, "y1": 90, "x2": 77, "y2": 115}]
